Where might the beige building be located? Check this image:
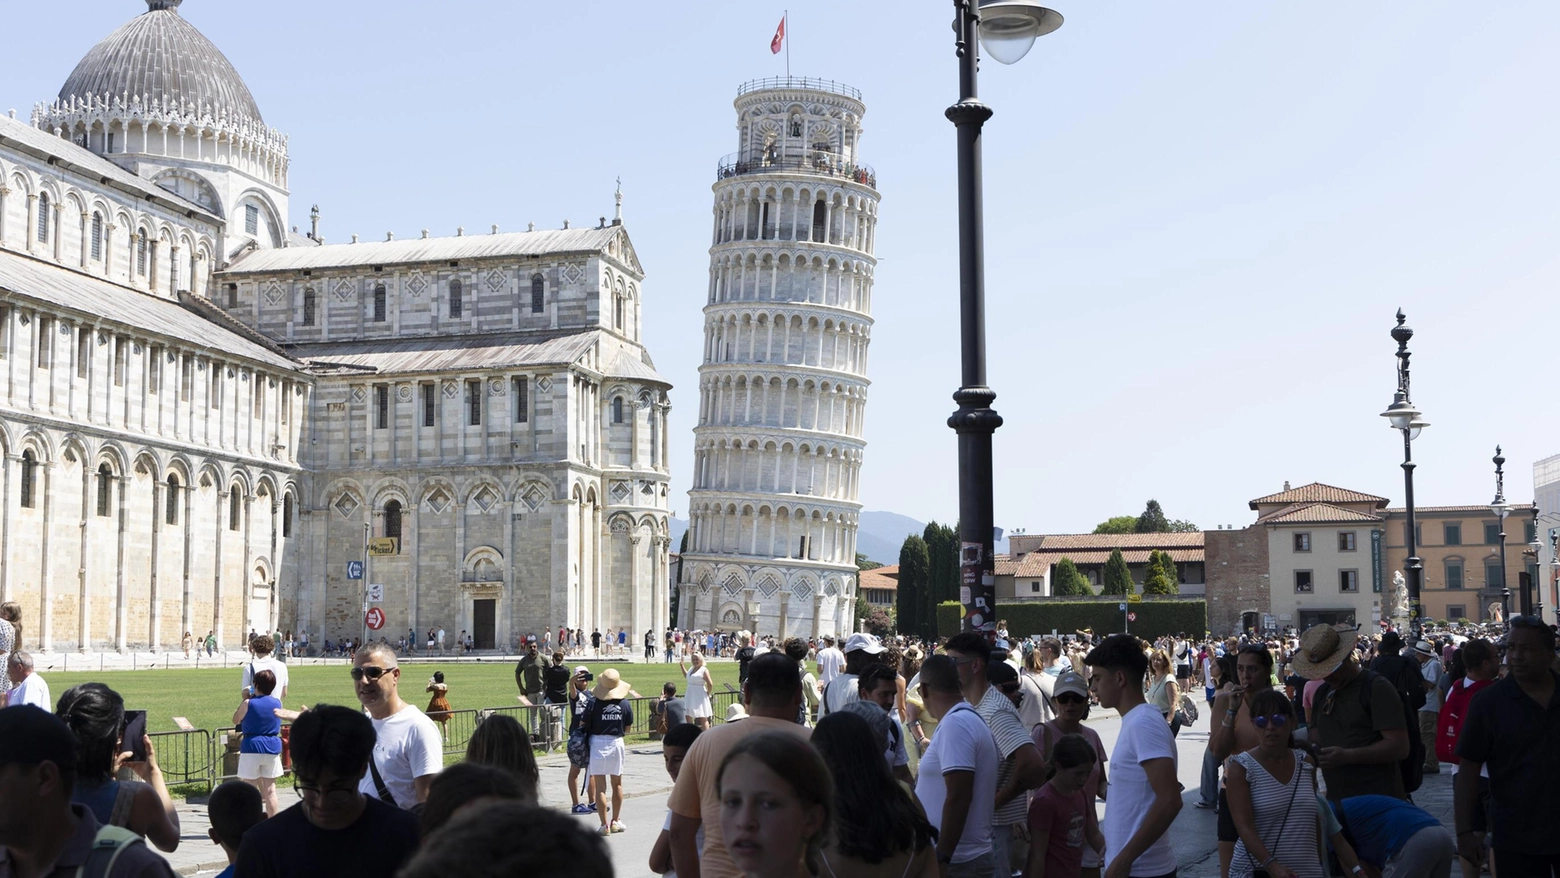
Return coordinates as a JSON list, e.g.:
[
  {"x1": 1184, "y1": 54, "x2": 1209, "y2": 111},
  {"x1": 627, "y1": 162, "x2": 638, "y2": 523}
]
[
  {"x1": 858, "y1": 564, "x2": 897, "y2": 609},
  {"x1": 1248, "y1": 483, "x2": 1388, "y2": 631},
  {"x1": 995, "y1": 532, "x2": 1205, "y2": 600},
  {"x1": 1382, "y1": 504, "x2": 1539, "y2": 624}
]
